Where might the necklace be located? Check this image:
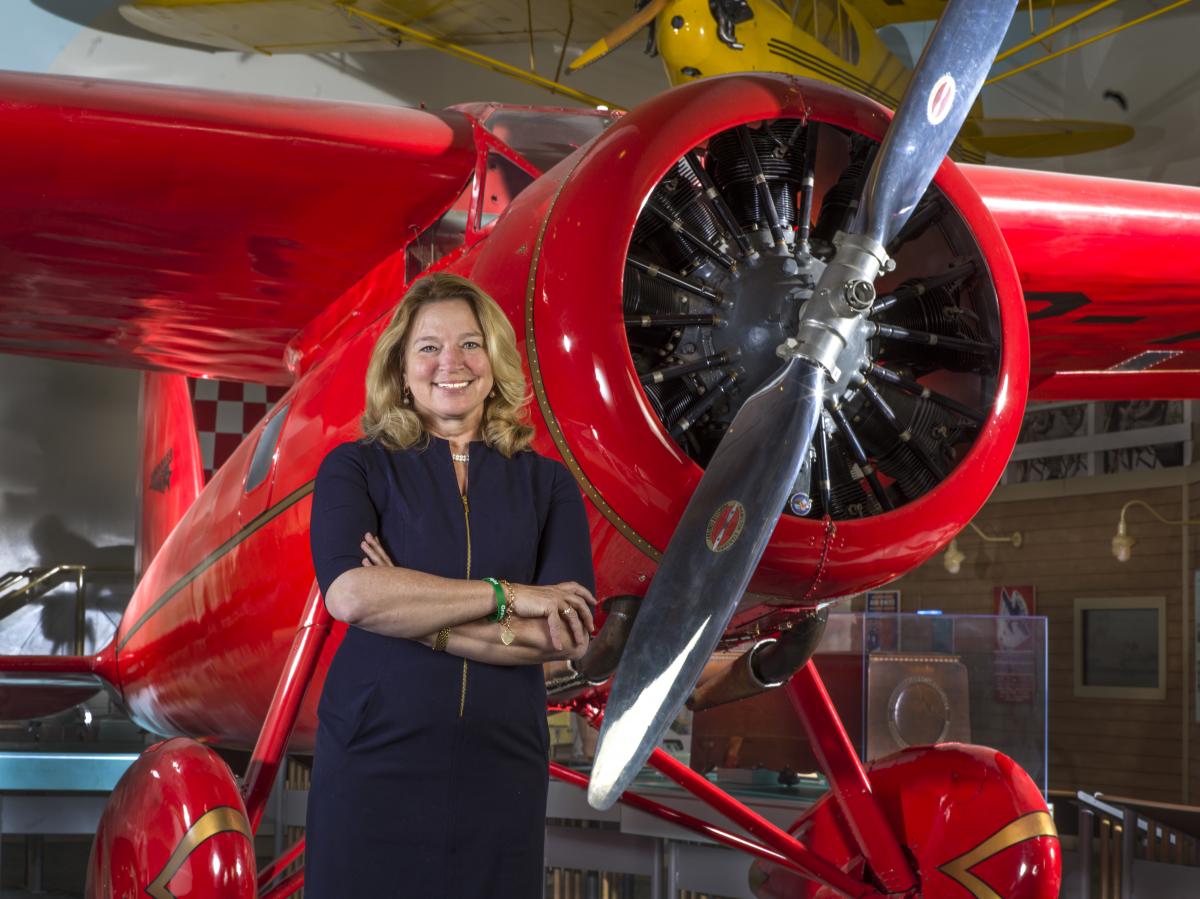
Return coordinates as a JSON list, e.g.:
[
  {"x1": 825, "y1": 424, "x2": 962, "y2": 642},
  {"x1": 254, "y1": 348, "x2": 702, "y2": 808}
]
[{"x1": 451, "y1": 451, "x2": 469, "y2": 463}]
